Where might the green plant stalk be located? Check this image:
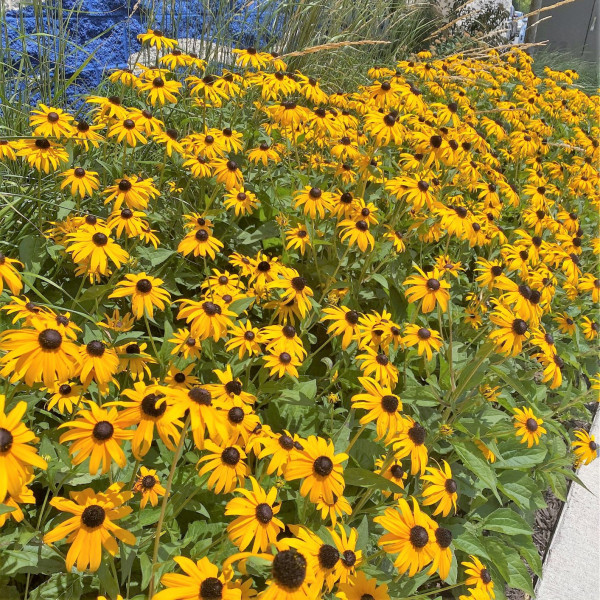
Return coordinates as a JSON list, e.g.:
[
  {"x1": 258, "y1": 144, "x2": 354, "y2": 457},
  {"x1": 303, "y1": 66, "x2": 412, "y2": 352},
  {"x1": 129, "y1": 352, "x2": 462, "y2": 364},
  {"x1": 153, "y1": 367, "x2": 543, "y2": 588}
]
[{"x1": 148, "y1": 414, "x2": 190, "y2": 599}]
